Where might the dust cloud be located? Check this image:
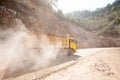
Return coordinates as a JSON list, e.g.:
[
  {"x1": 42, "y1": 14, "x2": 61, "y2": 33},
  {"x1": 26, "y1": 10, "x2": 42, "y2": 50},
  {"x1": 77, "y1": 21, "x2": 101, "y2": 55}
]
[{"x1": 0, "y1": 19, "x2": 62, "y2": 79}]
